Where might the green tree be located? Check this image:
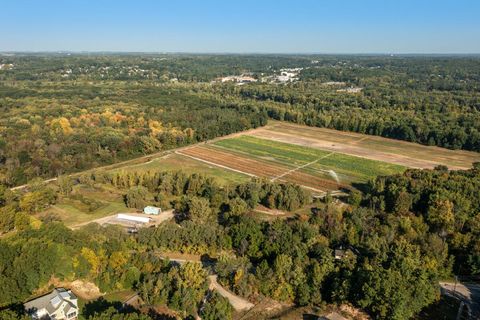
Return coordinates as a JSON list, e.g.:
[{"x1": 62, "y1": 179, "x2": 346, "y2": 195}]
[
  {"x1": 200, "y1": 291, "x2": 233, "y2": 320},
  {"x1": 125, "y1": 186, "x2": 150, "y2": 209},
  {"x1": 183, "y1": 196, "x2": 213, "y2": 223},
  {"x1": 57, "y1": 175, "x2": 73, "y2": 196}
]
